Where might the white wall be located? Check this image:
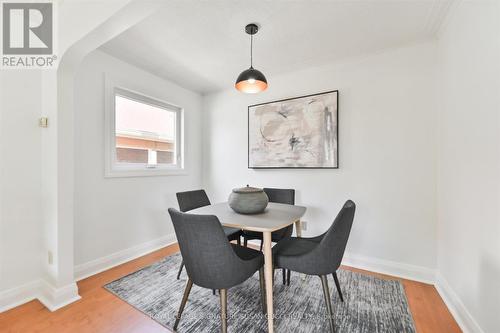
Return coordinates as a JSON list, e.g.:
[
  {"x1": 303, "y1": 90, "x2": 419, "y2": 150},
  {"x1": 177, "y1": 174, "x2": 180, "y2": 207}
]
[
  {"x1": 73, "y1": 50, "x2": 203, "y2": 267},
  {"x1": 437, "y1": 1, "x2": 500, "y2": 332},
  {"x1": 203, "y1": 42, "x2": 438, "y2": 272},
  {"x1": 0, "y1": 71, "x2": 43, "y2": 292}
]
